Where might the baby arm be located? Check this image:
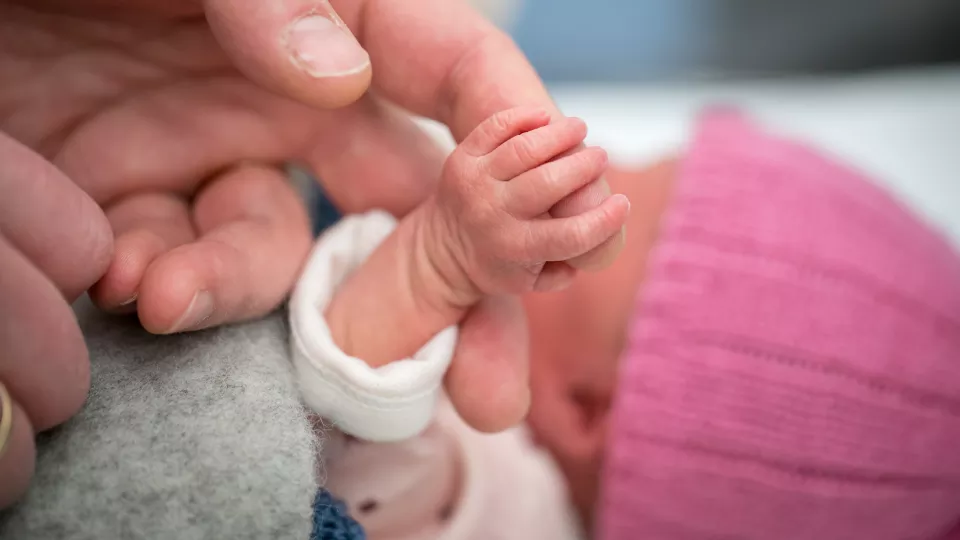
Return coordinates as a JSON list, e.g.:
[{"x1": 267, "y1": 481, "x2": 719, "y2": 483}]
[{"x1": 324, "y1": 106, "x2": 629, "y2": 367}]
